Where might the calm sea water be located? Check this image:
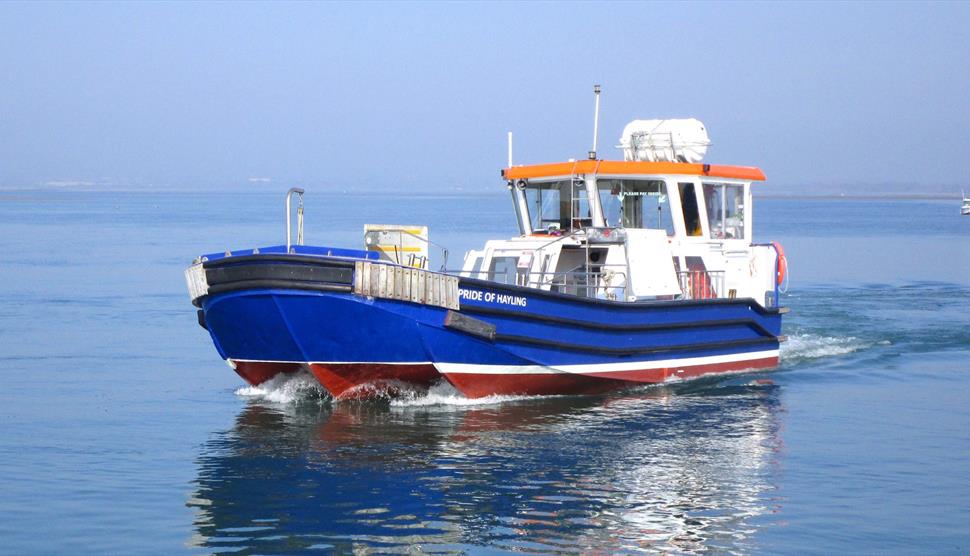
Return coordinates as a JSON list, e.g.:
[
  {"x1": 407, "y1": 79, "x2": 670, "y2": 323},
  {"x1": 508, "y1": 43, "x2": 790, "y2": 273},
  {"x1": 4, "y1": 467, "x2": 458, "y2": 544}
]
[{"x1": 0, "y1": 190, "x2": 968, "y2": 554}]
